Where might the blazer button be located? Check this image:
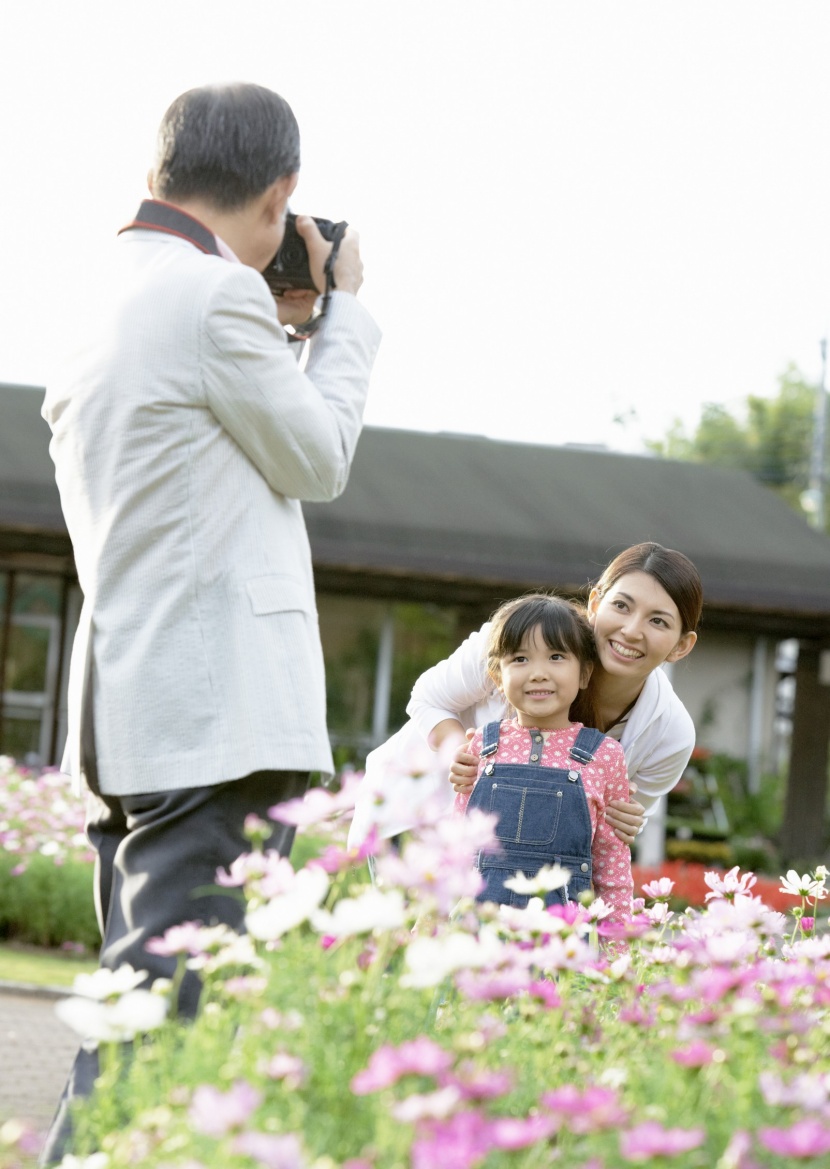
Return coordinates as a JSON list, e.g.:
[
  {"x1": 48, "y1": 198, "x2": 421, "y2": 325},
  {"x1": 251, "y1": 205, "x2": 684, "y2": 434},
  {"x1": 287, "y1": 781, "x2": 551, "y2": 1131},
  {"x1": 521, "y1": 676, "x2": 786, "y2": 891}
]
[{"x1": 580, "y1": 863, "x2": 589, "y2": 872}]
